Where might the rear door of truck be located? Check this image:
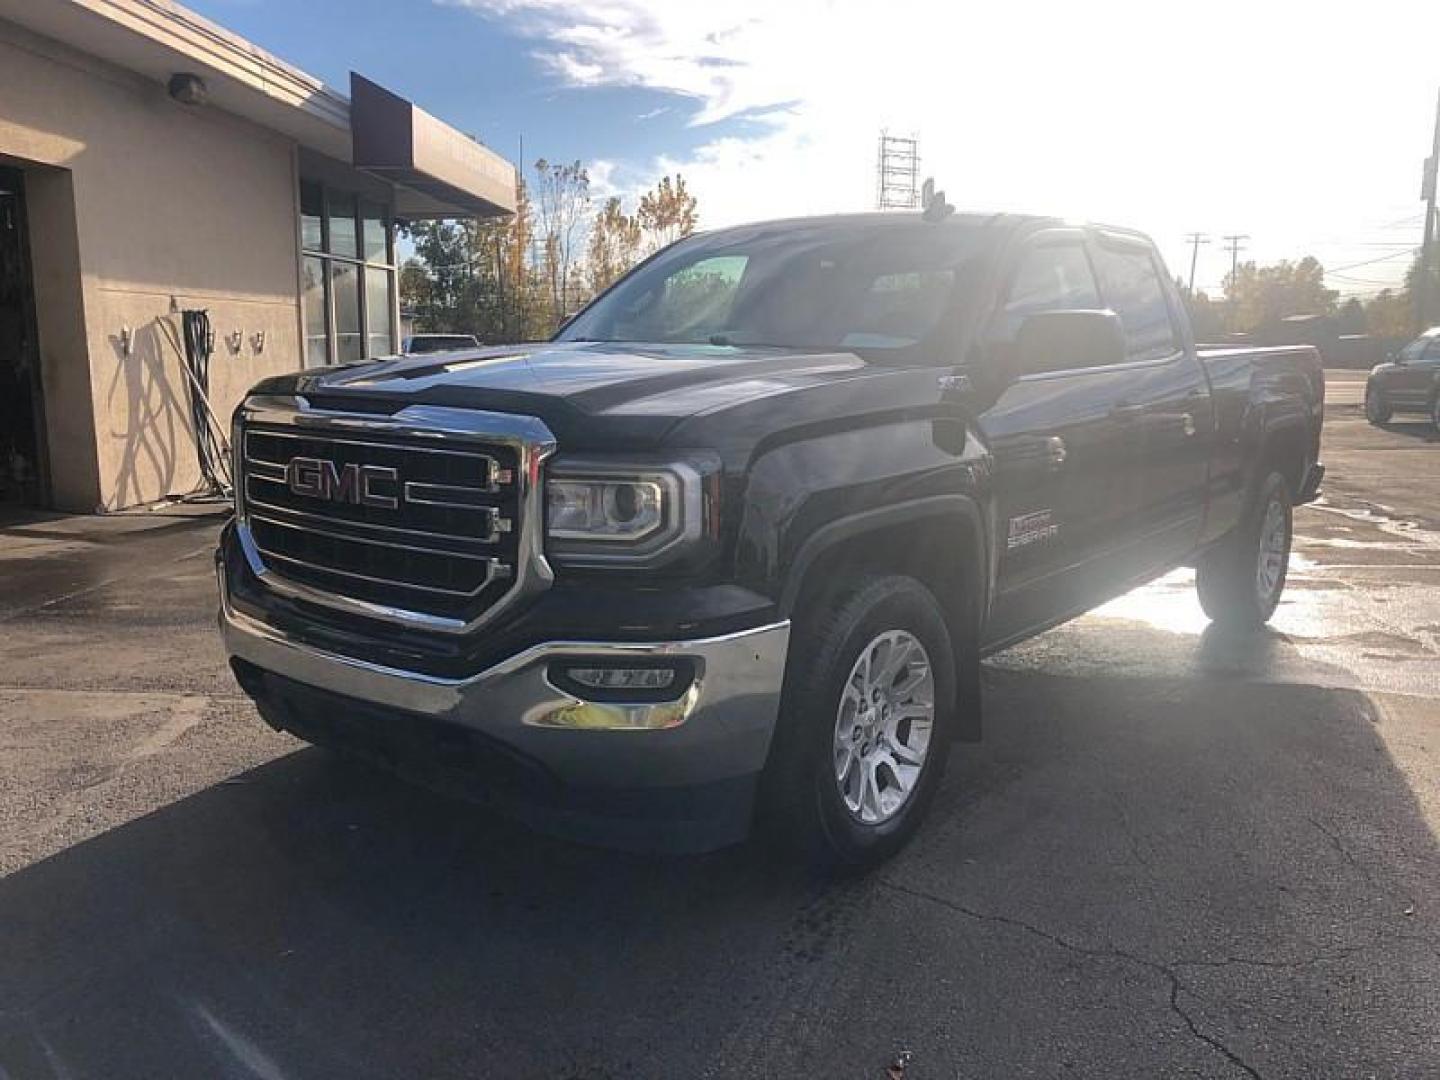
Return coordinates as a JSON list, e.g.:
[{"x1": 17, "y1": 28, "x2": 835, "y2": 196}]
[{"x1": 1086, "y1": 232, "x2": 1214, "y2": 573}]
